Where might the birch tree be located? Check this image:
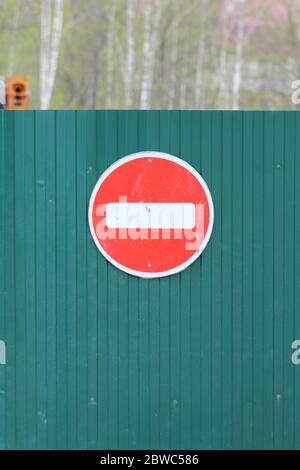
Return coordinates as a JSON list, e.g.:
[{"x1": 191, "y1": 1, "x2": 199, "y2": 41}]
[
  {"x1": 140, "y1": 0, "x2": 153, "y2": 109},
  {"x1": 218, "y1": 0, "x2": 230, "y2": 109},
  {"x1": 40, "y1": 0, "x2": 64, "y2": 110},
  {"x1": 168, "y1": 14, "x2": 179, "y2": 109},
  {"x1": 232, "y1": 0, "x2": 246, "y2": 110},
  {"x1": 179, "y1": 20, "x2": 189, "y2": 108},
  {"x1": 106, "y1": 0, "x2": 116, "y2": 108},
  {"x1": 287, "y1": 0, "x2": 300, "y2": 78},
  {"x1": 194, "y1": 0, "x2": 208, "y2": 107},
  {"x1": 125, "y1": 0, "x2": 137, "y2": 107},
  {"x1": 140, "y1": 0, "x2": 162, "y2": 109}
]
